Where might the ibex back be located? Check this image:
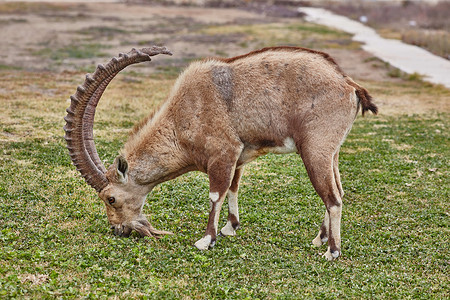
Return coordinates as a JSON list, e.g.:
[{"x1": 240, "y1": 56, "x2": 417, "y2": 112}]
[{"x1": 64, "y1": 46, "x2": 377, "y2": 260}]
